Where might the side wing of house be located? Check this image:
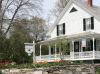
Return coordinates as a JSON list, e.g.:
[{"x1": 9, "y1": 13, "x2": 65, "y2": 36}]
[{"x1": 50, "y1": 3, "x2": 100, "y2": 39}]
